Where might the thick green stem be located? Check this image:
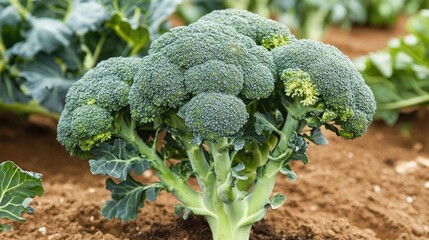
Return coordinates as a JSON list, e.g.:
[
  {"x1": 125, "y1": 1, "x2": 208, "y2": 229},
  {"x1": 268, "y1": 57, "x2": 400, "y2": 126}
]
[
  {"x1": 209, "y1": 139, "x2": 231, "y2": 186},
  {"x1": 206, "y1": 213, "x2": 252, "y2": 240},
  {"x1": 246, "y1": 114, "x2": 299, "y2": 215},
  {"x1": 183, "y1": 138, "x2": 211, "y2": 182},
  {"x1": 116, "y1": 115, "x2": 212, "y2": 216},
  {"x1": 209, "y1": 139, "x2": 238, "y2": 203}
]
